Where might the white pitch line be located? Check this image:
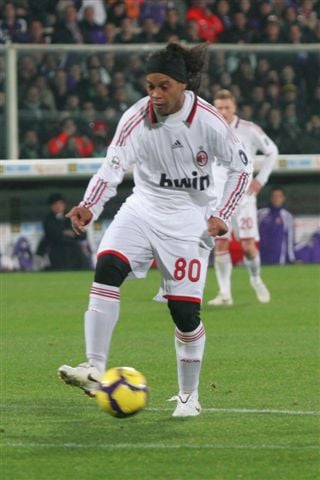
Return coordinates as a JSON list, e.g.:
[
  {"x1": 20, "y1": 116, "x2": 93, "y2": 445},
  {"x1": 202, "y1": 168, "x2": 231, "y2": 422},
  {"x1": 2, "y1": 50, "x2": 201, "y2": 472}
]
[
  {"x1": 1, "y1": 405, "x2": 319, "y2": 416},
  {"x1": 147, "y1": 407, "x2": 320, "y2": 416},
  {"x1": 2, "y1": 442, "x2": 319, "y2": 450}
]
